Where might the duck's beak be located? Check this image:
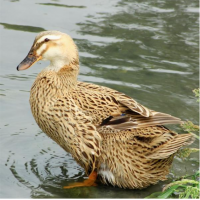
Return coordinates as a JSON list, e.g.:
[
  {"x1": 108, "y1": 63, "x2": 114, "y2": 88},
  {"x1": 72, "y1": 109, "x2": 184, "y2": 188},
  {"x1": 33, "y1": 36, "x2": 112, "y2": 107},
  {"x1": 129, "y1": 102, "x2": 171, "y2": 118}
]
[{"x1": 17, "y1": 50, "x2": 42, "y2": 71}]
